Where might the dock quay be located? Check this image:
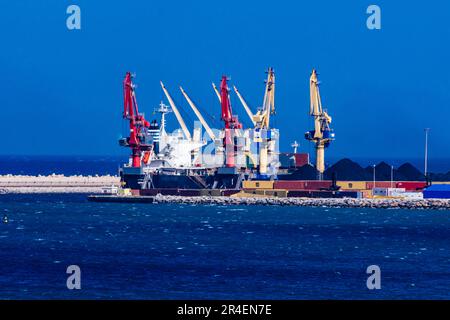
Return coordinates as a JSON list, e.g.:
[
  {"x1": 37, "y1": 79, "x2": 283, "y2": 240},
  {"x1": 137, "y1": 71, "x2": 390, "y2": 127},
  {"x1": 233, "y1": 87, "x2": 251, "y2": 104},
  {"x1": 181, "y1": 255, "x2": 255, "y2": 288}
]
[{"x1": 87, "y1": 194, "x2": 450, "y2": 210}]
